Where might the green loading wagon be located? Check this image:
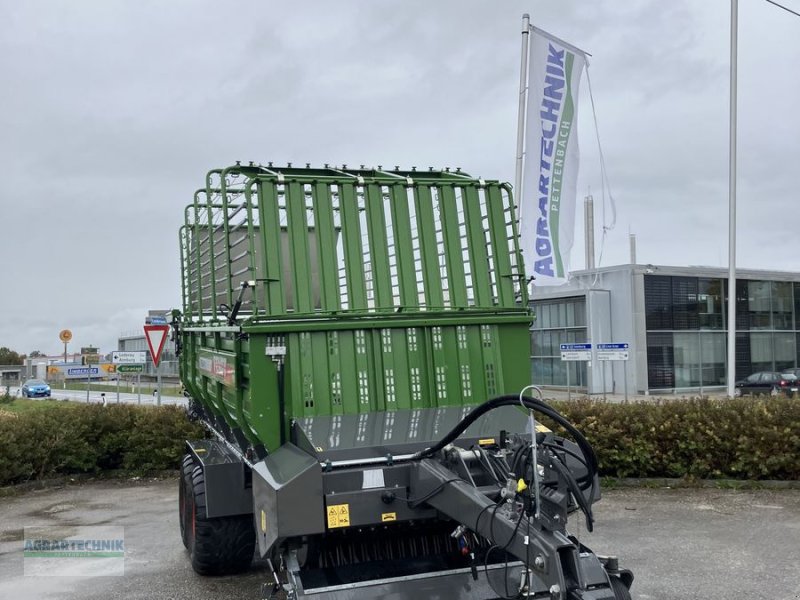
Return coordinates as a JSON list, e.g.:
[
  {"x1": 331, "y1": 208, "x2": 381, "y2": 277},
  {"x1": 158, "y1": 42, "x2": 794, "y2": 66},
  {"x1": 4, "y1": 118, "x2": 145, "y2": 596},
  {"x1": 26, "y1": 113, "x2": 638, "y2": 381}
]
[{"x1": 175, "y1": 163, "x2": 633, "y2": 600}]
